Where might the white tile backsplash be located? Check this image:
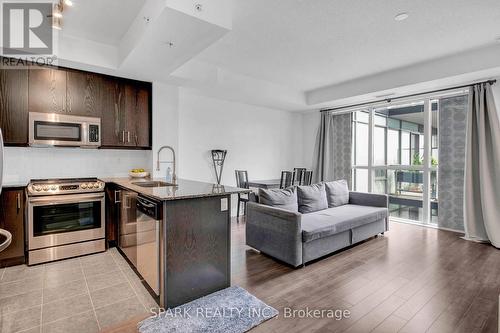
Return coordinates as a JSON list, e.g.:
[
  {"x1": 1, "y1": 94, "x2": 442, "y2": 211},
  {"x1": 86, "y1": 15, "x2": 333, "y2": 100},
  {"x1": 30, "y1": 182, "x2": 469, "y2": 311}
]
[{"x1": 4, "y1": 147, "x2": 152, "y2": 183}]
